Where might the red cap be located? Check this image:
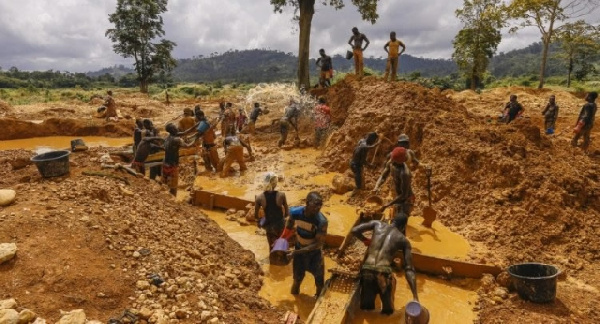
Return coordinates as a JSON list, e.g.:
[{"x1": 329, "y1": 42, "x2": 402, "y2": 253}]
[{"x1": 391, "y1": 147, "x2": 407, "y2": 163}]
